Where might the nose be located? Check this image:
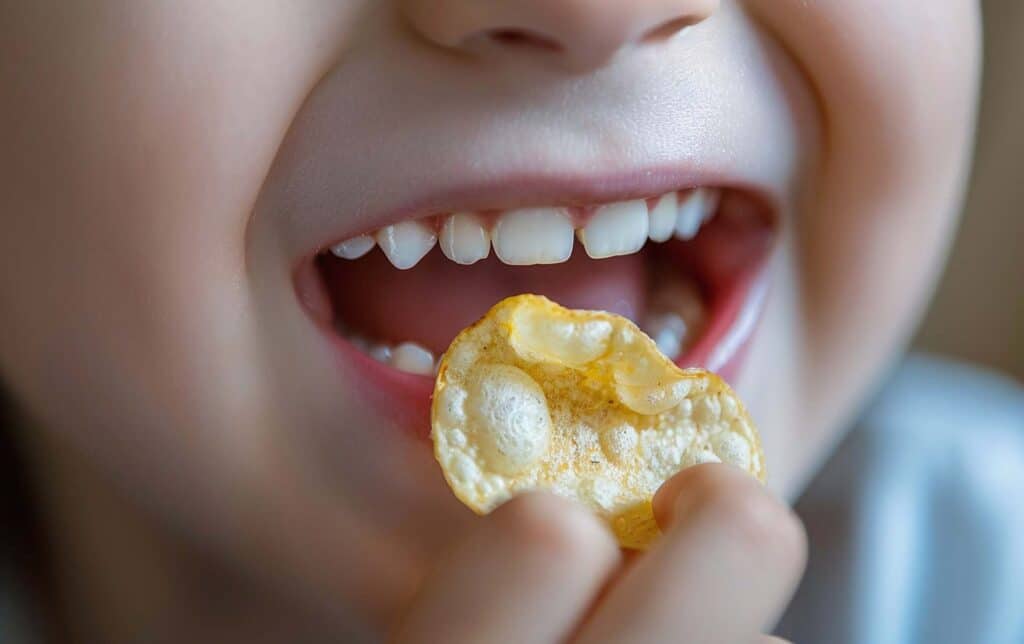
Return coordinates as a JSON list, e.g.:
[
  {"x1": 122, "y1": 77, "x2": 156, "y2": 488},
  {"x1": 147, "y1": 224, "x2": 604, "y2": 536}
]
[{"x1": 401, "y1": 0, "x2": 719, "y2": 72}]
